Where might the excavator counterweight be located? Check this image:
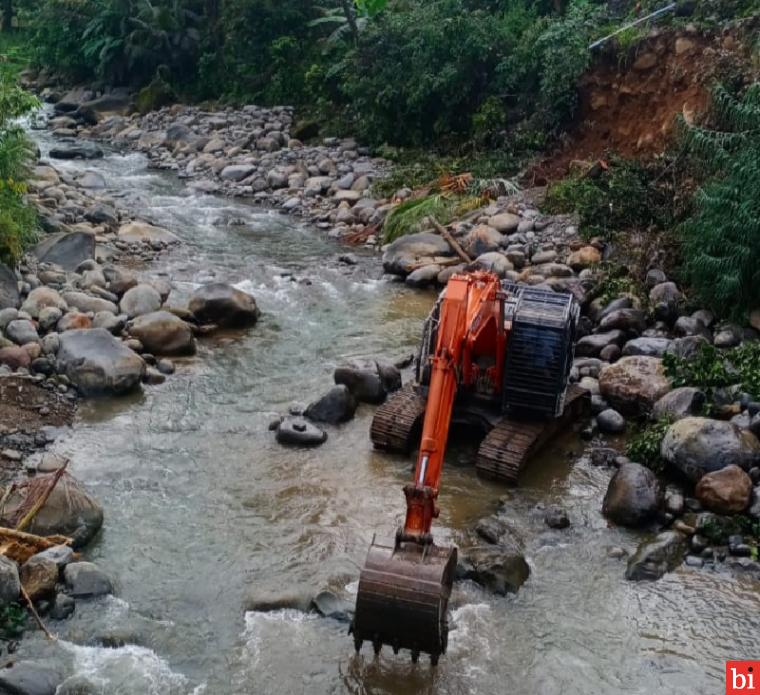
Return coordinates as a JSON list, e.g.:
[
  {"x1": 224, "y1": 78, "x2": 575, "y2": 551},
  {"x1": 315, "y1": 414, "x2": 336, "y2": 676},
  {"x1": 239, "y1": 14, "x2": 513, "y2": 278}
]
[{"x1": 351, "y1": 272, "x2": 579, "y2": 665}]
